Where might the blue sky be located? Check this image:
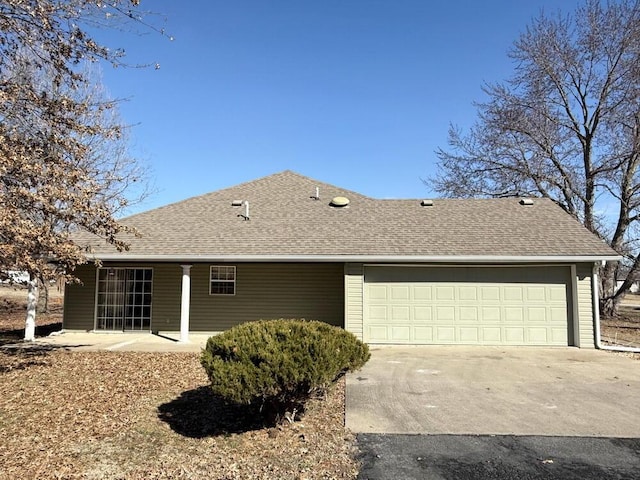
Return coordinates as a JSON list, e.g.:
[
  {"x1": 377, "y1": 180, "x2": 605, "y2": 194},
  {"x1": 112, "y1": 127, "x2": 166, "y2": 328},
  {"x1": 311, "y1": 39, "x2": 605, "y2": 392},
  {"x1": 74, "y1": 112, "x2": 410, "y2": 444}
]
[{"x1": 95, "y1": 0, "x2": 583, "y2": 215}]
